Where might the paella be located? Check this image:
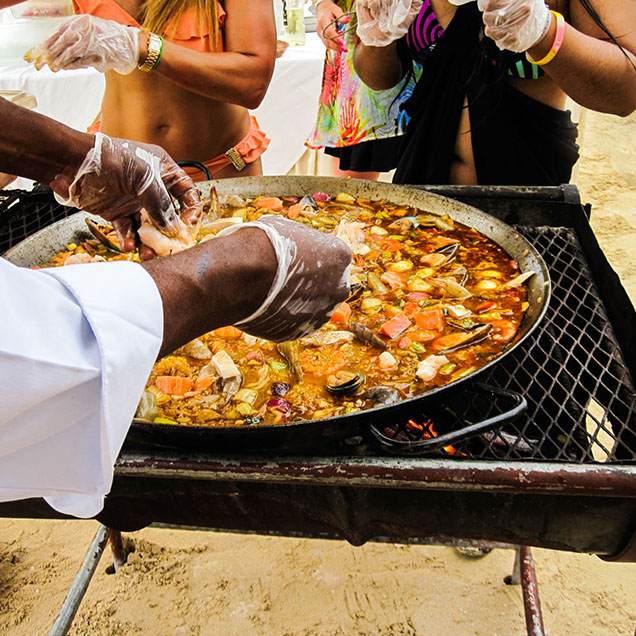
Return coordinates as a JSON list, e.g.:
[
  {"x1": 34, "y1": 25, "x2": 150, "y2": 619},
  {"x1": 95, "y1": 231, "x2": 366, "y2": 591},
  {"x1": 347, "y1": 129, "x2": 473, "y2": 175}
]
[{"x1": 42, "y1": 189, "x2": 533, "y2": 428}]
